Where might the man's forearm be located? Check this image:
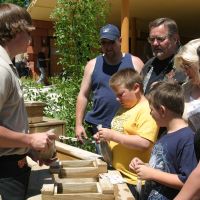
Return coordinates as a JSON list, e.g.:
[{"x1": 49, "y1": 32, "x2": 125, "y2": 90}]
[
  {"x1": 75, "y1": 95, "x2": 88, "y2": 126},
  {"x1": 0, "y1": 126, "x2": 31, "y2": 148}
]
